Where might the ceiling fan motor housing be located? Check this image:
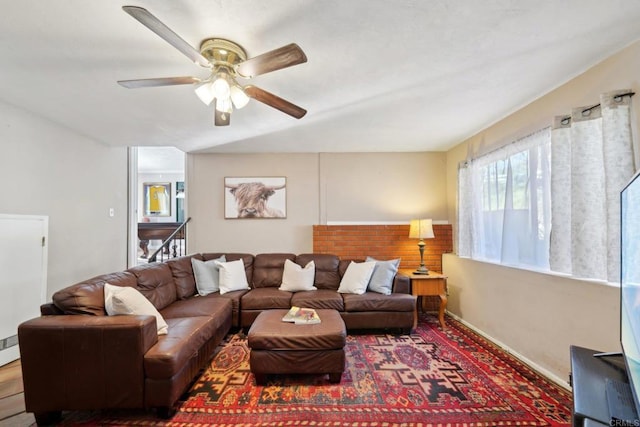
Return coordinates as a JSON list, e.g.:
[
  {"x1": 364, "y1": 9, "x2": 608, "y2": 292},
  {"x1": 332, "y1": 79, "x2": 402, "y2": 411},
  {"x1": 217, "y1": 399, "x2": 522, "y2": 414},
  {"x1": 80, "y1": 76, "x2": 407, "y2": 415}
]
[{"x1": 199, "y1": 38, "x2": 247, "y2": 71}]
